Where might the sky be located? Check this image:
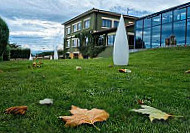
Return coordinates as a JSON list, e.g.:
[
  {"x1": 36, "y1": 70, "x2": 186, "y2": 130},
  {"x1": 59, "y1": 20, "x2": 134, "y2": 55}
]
[{"x1": 0, "y1": 0, "x2": 189, "y2": 53}]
